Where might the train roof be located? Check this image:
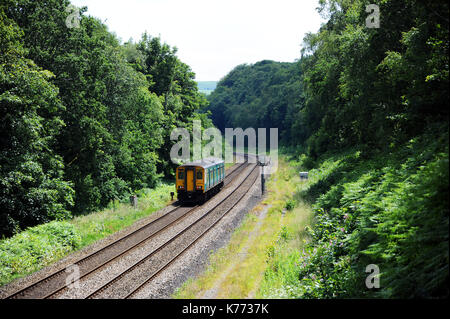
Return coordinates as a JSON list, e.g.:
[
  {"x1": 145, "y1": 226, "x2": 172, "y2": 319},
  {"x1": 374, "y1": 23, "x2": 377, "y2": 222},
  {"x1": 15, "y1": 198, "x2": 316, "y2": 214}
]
[{"x1": 178, "y1": 157, "x2": 224, "y2": 169}]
